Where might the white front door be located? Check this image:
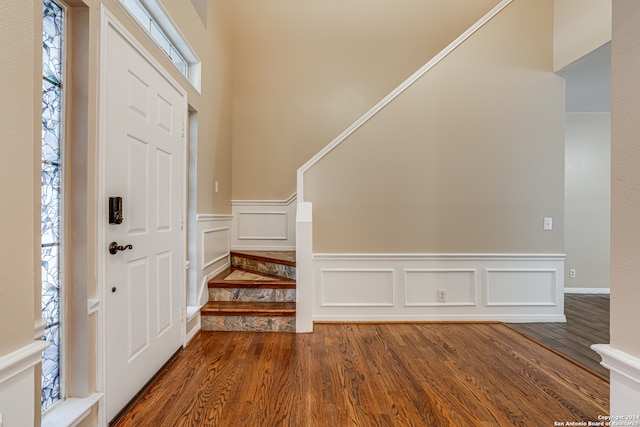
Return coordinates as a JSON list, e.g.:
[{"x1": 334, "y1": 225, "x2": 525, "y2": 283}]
[{"x1": 102, "y1": 15, "x2": 186, "y2": 422}]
